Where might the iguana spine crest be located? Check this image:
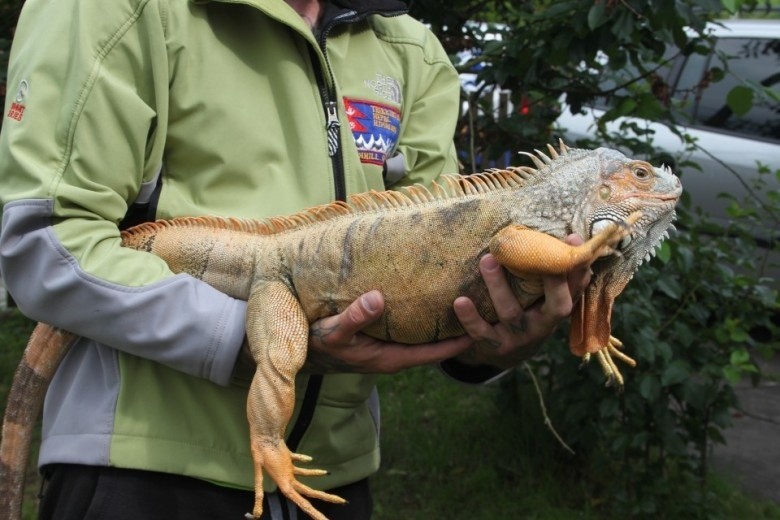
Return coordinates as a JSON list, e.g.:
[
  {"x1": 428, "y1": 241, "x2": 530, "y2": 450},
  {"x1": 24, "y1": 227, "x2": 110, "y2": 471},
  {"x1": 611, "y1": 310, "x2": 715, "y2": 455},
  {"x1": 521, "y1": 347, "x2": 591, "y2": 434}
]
[{"x1": 123, "y1": 144, "x2": 570, "y2": 240}]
